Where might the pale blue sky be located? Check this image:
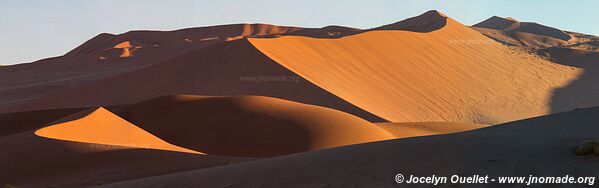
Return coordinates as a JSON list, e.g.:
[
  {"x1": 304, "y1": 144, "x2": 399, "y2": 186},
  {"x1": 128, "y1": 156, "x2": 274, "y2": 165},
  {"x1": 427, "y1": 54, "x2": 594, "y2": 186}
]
[{"x1": 1, "y1": 0, "x2": 597, "y2": 65}]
